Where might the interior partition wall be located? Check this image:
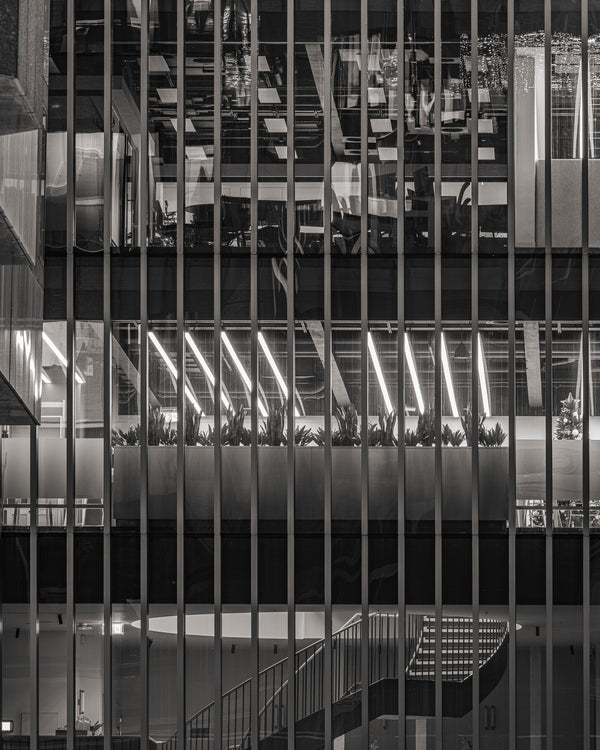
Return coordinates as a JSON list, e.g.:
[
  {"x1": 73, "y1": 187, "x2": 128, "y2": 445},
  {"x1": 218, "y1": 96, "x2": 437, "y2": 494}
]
[{"x1": 1, "y1": 0, "x2": 598, "y2": 747}]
